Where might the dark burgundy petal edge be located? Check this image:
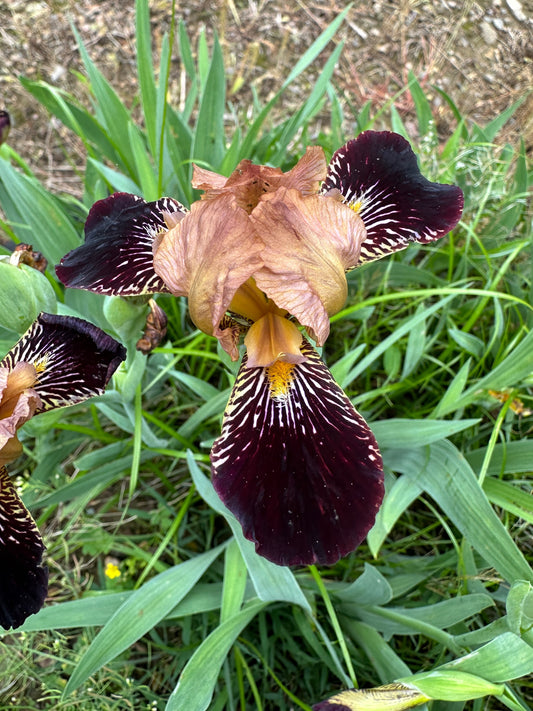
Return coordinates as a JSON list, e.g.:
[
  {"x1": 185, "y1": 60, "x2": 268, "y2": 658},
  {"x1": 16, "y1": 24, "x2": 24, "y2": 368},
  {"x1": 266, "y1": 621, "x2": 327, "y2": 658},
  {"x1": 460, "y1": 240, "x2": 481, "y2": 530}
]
[
  {"x1": 322, "y1": 131, "x2": 464, "y2": 265},
  {"x1": 0, "y1": 313, "x2": 126, "y2": 411},
  {"x1": 0, "y1": 466, "x2": 48, "y2": 630},
  {"x1": 0, "y1": 110, "x2": 10, "y2": 146},
  {"x1": 312, "y1": 701, "x2": 351, "y2": 711},
  {"x1": 210, "y1": 339, "x2": 384, "y2": 567},
  {"x1": 56, "y1": 192, "x2": 188, "y2": 295}
]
